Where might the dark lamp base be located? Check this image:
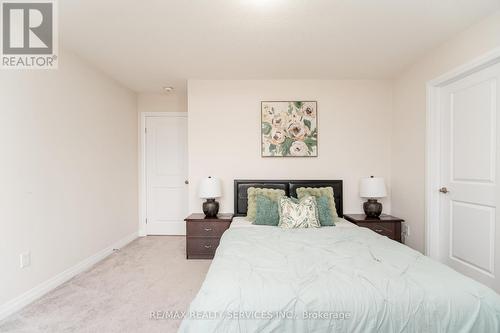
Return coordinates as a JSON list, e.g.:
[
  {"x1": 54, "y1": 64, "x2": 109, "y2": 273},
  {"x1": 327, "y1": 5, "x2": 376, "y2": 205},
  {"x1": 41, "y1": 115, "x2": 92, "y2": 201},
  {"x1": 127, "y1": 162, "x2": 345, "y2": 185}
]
[
  {"x1": 363, "y1": 199, "x2": 383, "y2": 218},
  {"x1": 202, "y1": 198, "x2": 219, "y2": 218}
]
